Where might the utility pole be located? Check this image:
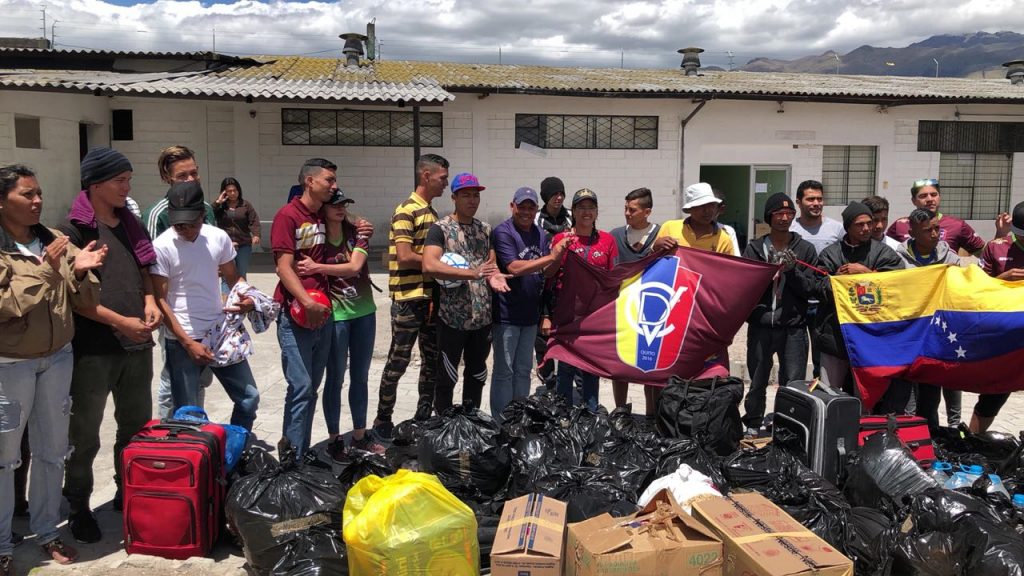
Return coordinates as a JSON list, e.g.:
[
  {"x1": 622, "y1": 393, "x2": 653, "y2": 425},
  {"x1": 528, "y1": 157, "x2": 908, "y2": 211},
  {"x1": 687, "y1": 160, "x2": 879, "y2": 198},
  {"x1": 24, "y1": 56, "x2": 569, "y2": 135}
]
[
  {"x1": 212, "y1": 26, "x2": 216, "y2": 52},
  {"x1": 727, "y1": 50, "x2": 735, "y2": 71},
  {"x1": 498, "y1": 46, "x2": 502, "y2": 65},
  {"x1": 933, "y1": 58, "x2": 939, "y2": 78},
  {"x1": 40, "y1": 6, "x2": 46, "y2": 41},
  {"x1": 621, "y1": 49, "x2": 624, "y2": 69},
  {"x1": 51, "y1": 20, "x2": 58, "y2": 47},
  {"x1": 834, "y1": 53, "x2": 840, "y2": 74}
]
